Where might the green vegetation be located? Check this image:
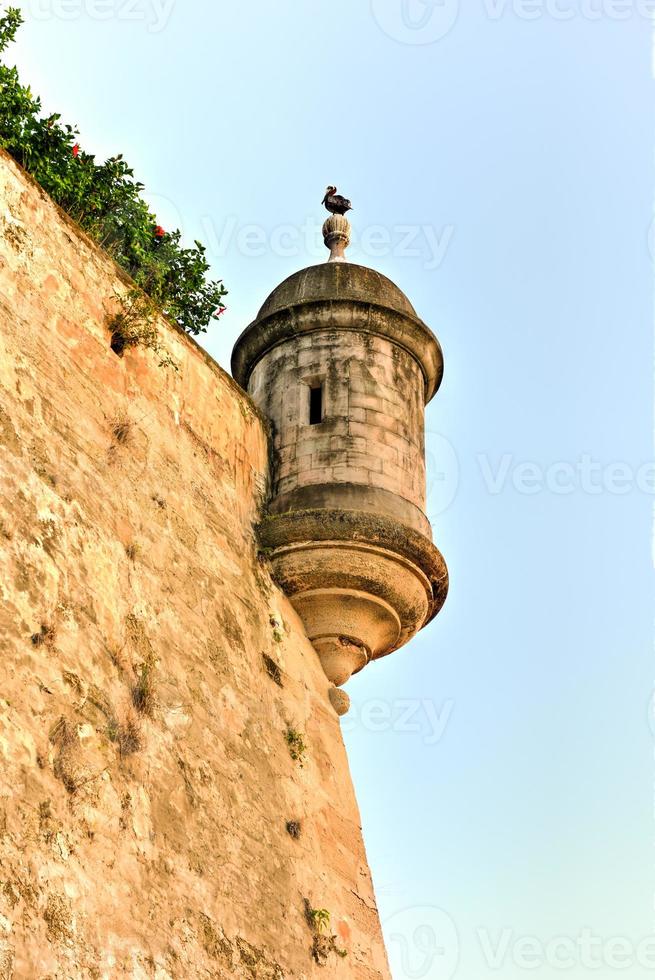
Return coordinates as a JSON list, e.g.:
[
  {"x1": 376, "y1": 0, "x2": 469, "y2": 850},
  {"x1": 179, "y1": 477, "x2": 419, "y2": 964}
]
[
  {"x1": 305, "y1": 905, "x2": 349, "y2": 964},
  {"x1": 308, "y1": 908, "x2": 331, "y2": 935},
  {"x1": 269, "y1": 615, "x2": 284, "y2": 644},
  {"x1": 108, "y1": 289, "x2": 179, "y2": 368},
  {"x1": 285, "y1": 727, "x2": 307, "y2": 765},
  {"x1": 0, "y1": 8, "x2": 226, "y2": 336}
]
